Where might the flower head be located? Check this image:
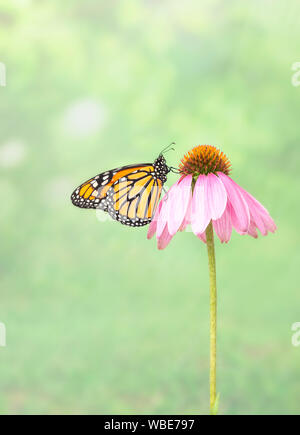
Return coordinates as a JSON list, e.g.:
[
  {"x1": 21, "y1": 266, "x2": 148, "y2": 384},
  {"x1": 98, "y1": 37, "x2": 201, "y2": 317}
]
[
  {"x1": 179, "y1": 145, "x2": 231, "y2": 176},
  {"x1": 148, "y1": 145, "x2": 276, "y2": 249}
]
